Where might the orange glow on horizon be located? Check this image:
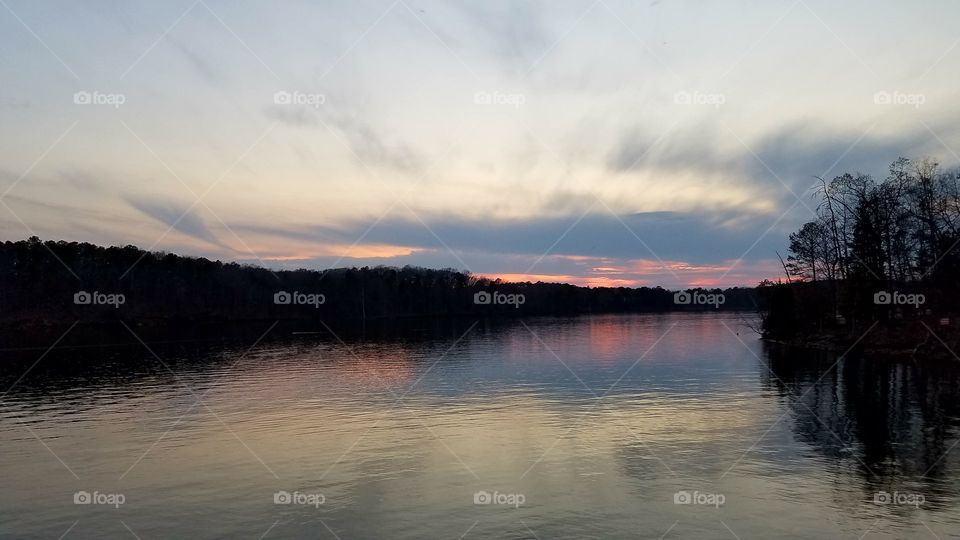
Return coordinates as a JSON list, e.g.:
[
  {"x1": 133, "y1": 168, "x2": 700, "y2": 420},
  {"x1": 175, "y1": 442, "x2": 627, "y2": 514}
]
[
  {"x1": 481, "y1": 273, "x2": 581, "y2": 284},
  {"x1": 263, "y1": 243, "x2": 423, "y2": 261},
  {"x1": 481, "y1": 258, "x2": 781, "y2": 288},
  {"x1": 480, "y1": 273, "x2": 646, "y2": 288},
  {"x1": 581, "y1": 276, "x2": 646, "y2": 287}
]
